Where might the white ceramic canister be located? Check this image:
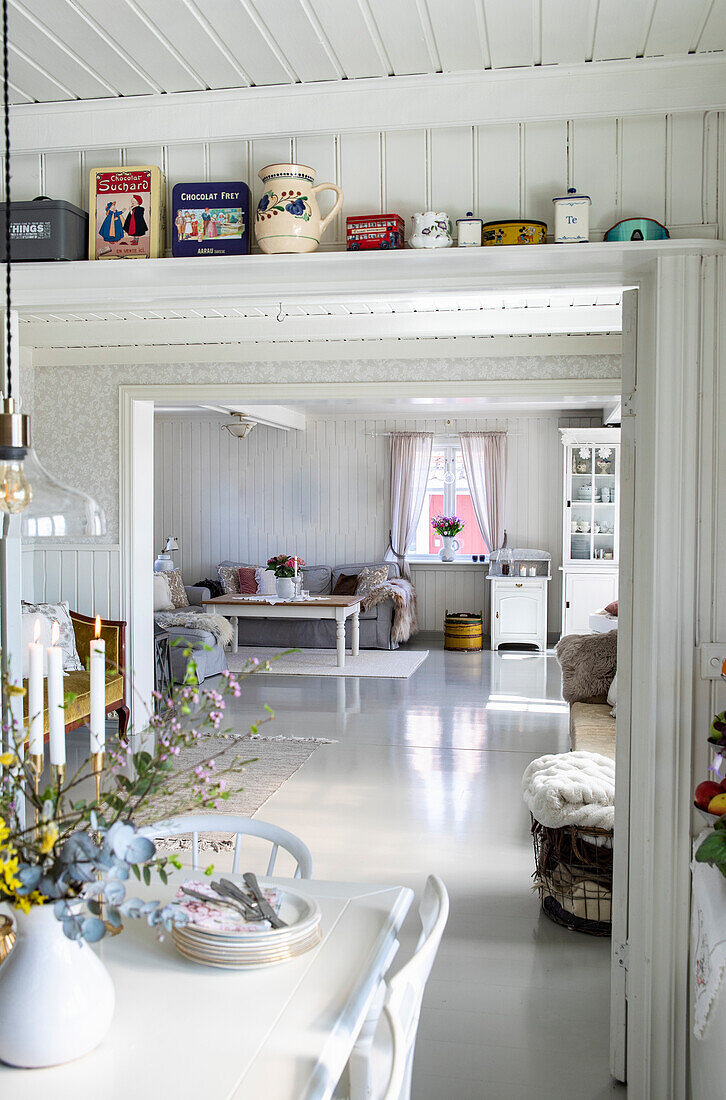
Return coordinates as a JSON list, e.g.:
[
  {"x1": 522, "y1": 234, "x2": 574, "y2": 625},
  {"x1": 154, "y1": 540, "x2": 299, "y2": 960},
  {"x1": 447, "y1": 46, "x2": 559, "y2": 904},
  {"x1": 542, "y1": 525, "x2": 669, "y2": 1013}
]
[
  {"x1": 255, "y1": 163, "x2": 344, "y2": 254},
  {"x1": 552, "y1": 187, "x2": 591, "y2": 243},
  {"x1": 455, "y1": 211, "x2": 482, "y2": 247},
  {"x1": 409, "y1": 212, "x2": 454, "y2": 249}
]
